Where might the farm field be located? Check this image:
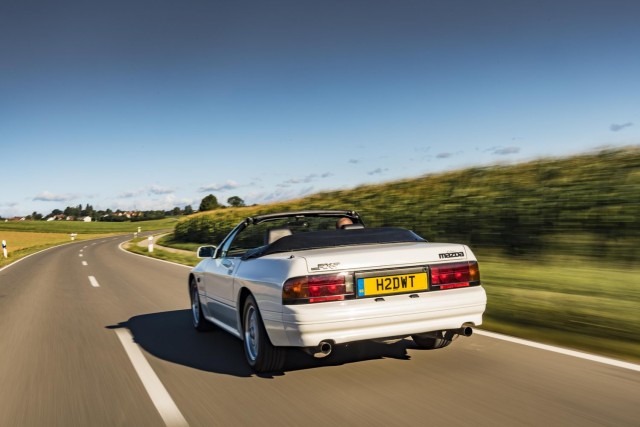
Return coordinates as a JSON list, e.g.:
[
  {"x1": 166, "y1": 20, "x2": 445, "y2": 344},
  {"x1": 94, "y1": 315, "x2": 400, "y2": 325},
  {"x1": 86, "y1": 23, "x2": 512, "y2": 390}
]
[
  {"x1": 0, "y1": 218, "x2": 177, "y2": 268},
  {"x1": 0, "y1": 217, "x2": 178, "y2": 234}
]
